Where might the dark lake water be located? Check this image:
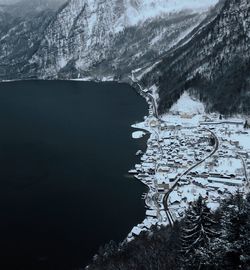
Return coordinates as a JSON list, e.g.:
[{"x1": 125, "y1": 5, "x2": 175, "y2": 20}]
[{"x1": 0, "y1": 81, "x2": 147, "y2": 270}]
